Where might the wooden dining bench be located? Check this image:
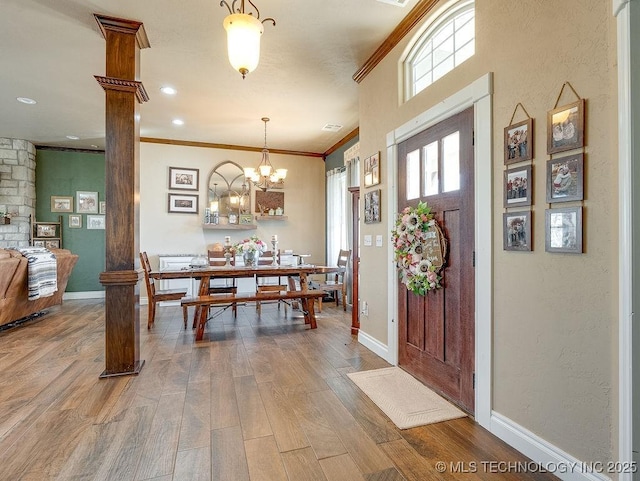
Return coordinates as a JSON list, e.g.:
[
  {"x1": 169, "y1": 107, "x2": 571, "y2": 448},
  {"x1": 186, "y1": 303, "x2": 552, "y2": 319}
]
[{"x1": 181, "y1": 289, "x2": 325, "y2": 340}]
